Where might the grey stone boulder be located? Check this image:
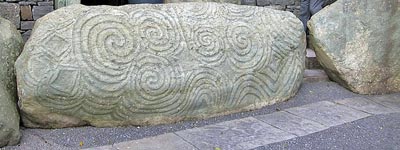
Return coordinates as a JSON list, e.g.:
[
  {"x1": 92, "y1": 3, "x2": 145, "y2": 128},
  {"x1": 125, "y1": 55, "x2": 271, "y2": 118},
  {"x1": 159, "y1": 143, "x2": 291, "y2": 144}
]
[
  {"x1": 0, "y1": 17, "x2": 23, "y2": 147},
  {"x1": 16, "y1": 3, "x2": 305, "y2": 128},
  {"x1": 309, "y1": 0, "x2": 400, "y2": 94}
]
